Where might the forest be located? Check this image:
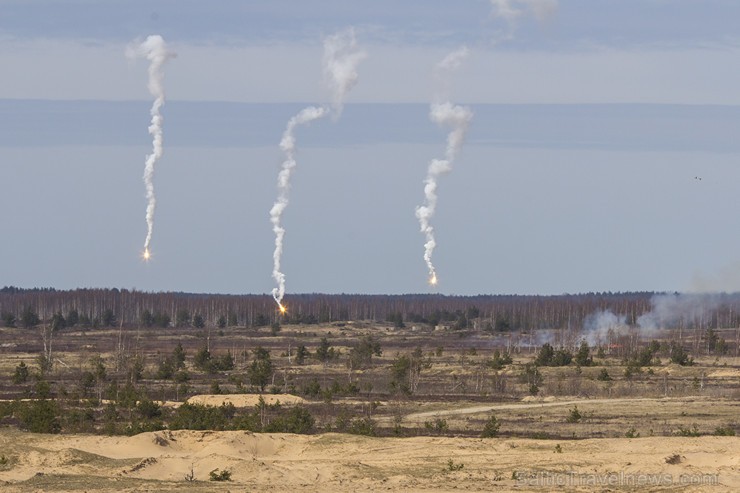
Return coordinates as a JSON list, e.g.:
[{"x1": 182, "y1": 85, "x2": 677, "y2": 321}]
[{"x1": 4, "y1": 286, "x2": 740, "y2": 333}]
